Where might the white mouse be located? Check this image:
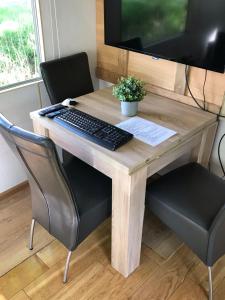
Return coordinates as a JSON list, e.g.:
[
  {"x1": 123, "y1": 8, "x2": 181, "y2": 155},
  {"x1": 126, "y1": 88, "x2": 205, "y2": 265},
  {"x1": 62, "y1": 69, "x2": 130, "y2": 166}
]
[{"x1": 62, "y1": 98, "x2": 78, "y2": 107}]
